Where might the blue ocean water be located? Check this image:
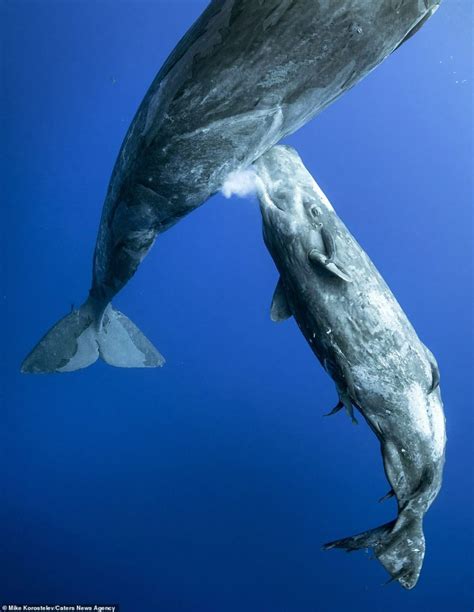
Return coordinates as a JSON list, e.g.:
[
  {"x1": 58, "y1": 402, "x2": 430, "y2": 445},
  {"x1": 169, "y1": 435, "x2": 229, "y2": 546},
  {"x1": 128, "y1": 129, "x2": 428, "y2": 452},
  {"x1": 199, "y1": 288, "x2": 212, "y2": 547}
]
[{"x1": 1, "y1": 1, "x2": 472, "y2": 610}]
